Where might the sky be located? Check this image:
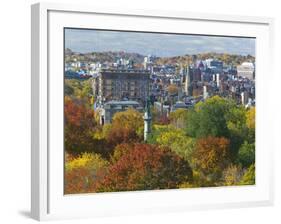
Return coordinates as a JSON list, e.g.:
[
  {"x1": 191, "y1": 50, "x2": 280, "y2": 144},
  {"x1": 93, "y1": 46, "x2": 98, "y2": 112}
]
[{"x1": 65, "y1": 28, "x2": 255, "y2": 57}]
